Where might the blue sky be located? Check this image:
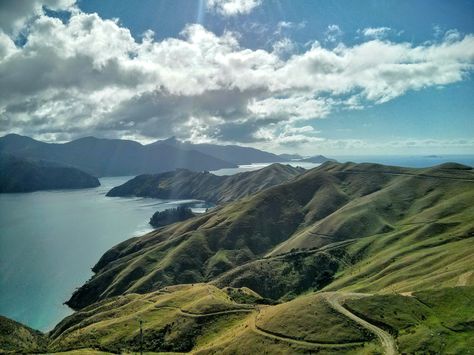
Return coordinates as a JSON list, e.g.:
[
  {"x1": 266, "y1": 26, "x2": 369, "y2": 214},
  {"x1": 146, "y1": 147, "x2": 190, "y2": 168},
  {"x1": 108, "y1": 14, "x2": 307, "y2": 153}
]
[{"x1": 0, "y1": 0, "x2": 473, "y2": 154}]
